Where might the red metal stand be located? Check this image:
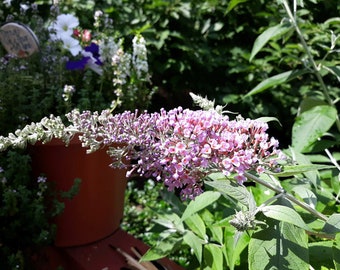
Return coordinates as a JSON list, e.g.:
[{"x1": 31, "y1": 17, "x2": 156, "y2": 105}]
[{"x1": 34, "y1": 228, "x2": 184, "y2": 270}]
